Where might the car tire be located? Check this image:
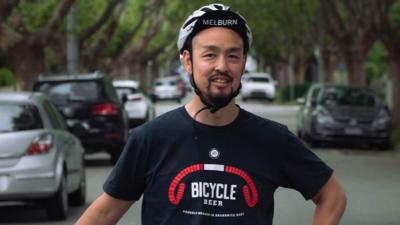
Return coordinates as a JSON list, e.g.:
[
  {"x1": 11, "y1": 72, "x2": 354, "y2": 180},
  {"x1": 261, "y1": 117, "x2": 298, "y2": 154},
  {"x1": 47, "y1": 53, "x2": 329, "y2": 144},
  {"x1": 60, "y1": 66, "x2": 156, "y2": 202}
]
[
  {"x1": 46, "y1": 174, "x2": 68, "y2": 221},
  {"x1": 68, "y1": 163, "x2": 86, "y2": 206}
]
